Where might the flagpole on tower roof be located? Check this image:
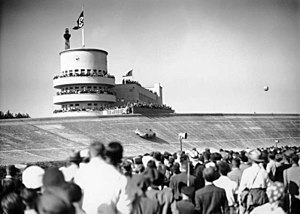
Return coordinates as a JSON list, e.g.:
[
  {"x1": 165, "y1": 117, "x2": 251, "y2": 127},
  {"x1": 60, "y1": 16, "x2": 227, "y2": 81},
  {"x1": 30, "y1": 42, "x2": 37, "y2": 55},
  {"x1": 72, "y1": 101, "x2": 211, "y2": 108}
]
[{"x1": 82, "y1": 4, "x2": 85, "y2": 47}]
